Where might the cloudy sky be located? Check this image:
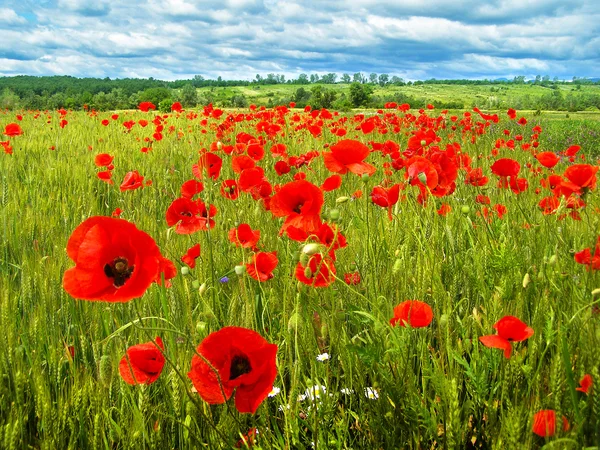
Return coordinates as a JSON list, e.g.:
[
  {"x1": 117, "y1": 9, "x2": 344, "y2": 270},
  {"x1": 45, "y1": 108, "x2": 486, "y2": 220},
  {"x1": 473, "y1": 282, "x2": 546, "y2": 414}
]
[{"x1": 1, "y1": 0, "x2": 599, "y2": 81}]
